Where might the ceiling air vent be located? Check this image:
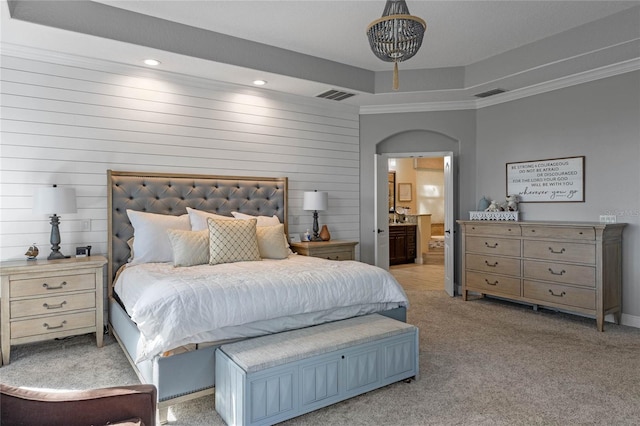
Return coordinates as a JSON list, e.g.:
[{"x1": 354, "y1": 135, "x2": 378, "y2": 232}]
[
  {"x1": 316, "y1": 89, "x2": 356, "y2": 101},
  {"x1": 474, "y1": 88, "x2": 507, "y2": 98}
]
